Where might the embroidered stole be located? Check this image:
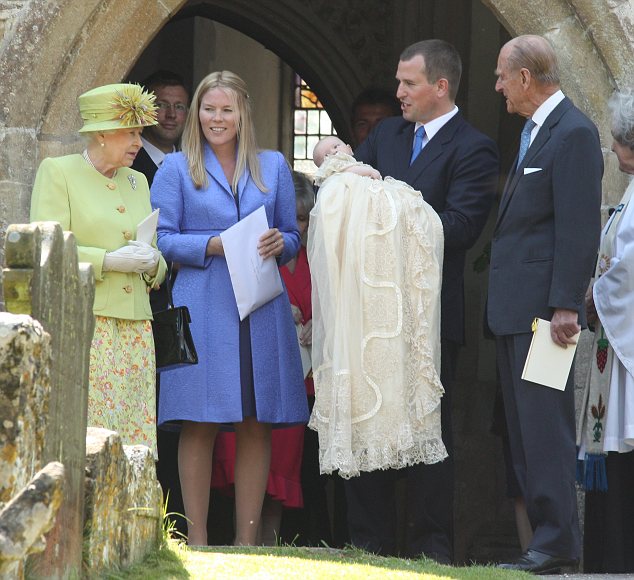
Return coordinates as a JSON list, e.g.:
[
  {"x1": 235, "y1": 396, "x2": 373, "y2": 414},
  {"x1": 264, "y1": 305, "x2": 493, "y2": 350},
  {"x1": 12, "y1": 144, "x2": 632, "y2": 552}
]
[{"x1": 577, "y1": 184, "x2": 634, "y2": 490}]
